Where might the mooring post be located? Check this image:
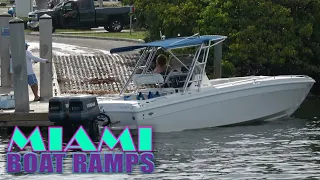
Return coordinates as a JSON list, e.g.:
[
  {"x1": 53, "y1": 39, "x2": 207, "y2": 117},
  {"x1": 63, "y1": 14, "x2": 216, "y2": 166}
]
[
  {"x1": 213, "y1": 43, "x2": 222, "y2": 79},
  {"x1": 0, "y1": 13, "x2": 13, "y2": 87},
  {"x1": 39, "y1": 14, "x2": 53, "y2": 99},
  {"x1": 9, "y1": 17, "x2": 30, "y2": 112}
]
